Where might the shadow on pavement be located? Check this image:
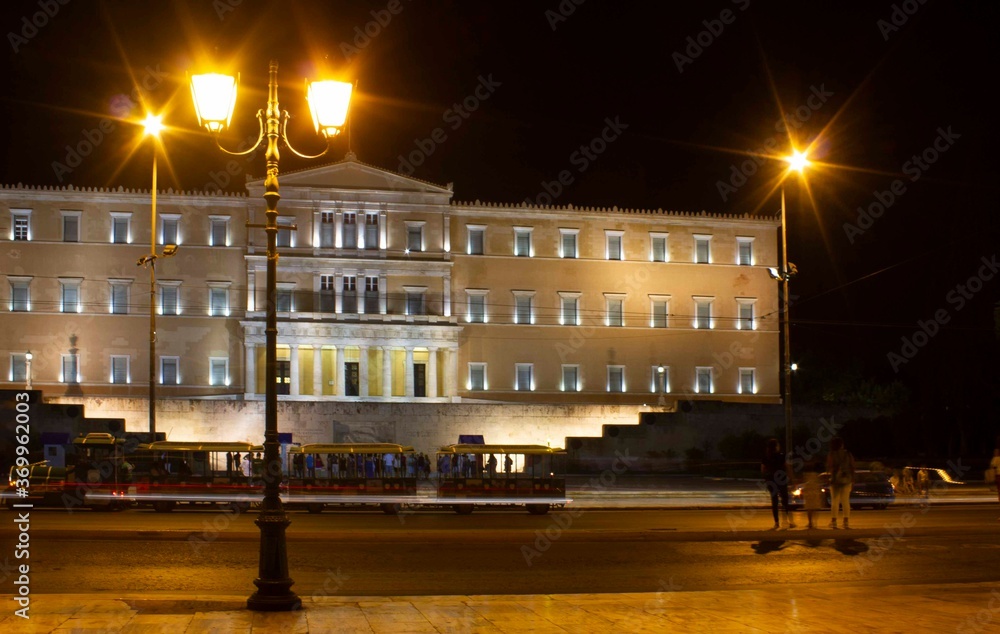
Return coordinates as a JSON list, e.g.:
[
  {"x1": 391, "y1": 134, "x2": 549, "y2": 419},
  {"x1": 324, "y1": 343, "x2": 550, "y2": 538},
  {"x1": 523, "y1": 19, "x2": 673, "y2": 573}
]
[{"x1": 751, "y1": 540, "x2": 785, "y2": 554}]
